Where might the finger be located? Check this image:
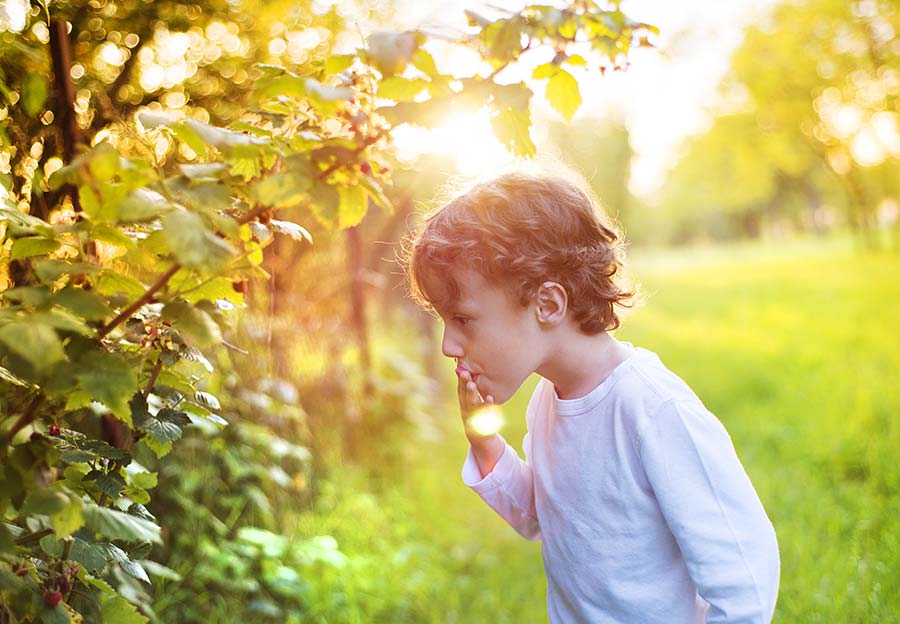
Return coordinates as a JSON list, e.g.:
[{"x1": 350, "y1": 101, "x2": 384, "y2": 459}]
[
  {"x1": 467, "y1": 380, "x2": 483, "y2": 404},
  {"x1": 485, "y1": 395, "x2": 494, "y2": 404}
]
